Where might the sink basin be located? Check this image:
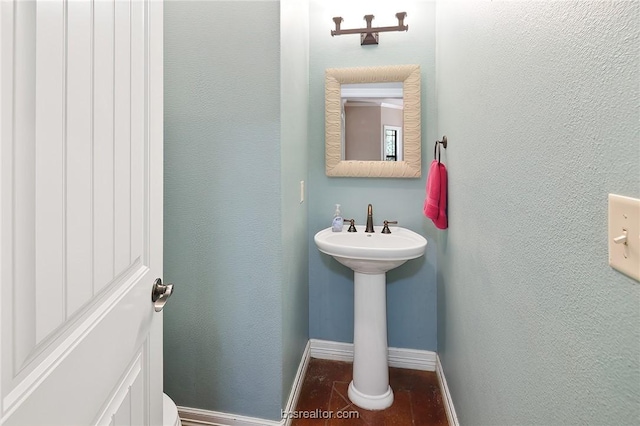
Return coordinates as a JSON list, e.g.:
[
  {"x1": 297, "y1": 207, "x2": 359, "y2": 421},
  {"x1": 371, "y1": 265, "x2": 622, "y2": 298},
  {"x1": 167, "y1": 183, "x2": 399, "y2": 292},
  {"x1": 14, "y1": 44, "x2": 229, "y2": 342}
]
[
  {"x1": 314, "y1": 225, "x2": 427, "y2": 274},
  {"x1": 314, "y1": 224, "x2": 427, "y2": 410}
]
